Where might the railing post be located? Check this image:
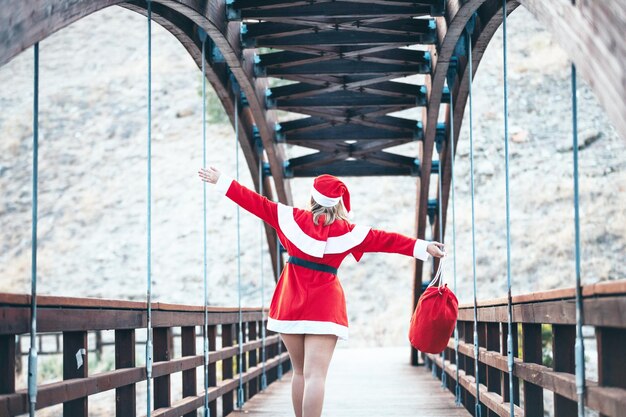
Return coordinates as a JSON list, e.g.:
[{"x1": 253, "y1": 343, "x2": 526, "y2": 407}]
[
  {"x1": 596, "y1": 327, "x2": 626, "y2": 417},
  {"x1": 115, "y1": 329, "x2": 136, "y2": 417},
  {"x1": 463, "y1": 321, "x2": 475, "y2": 412},
  {"x1": 248, "y1": 321, "x2": 258, "y2": 398},
  {"x1": 485, "y1": 323, "x2": 500, "y2": 417},
  {"x1": 222, "y1": 323, "x2": 235, "y2": 415},
  {"x1": 16, "y1": 335, "x2": 22, "y2": 375},
  {"x1": 522, "y1": 324, "x2": 543, "y2": 416},
  {"x1": 477, "y1": 322, "x2": 488, "y2": 386},
  {"x1": 208, "y1": 324, "x2": 217, "y2": 417},
  {"x1": 0, "y1": 335, "x2": 16, "y2": 394},
  {"x1": 181, "y1": 326, "x2": 196, "y2": 417},
  {"x1": 552, "y1": 325, "x2": 577, "y2": 416},
  {"x1": 267, "y1": 329, "x2": 278, "y2": 384},
  {"x1": 500, "y1": 323, "x2": 519, "y2": 406},
  {"x1": 237, "y1": 321, "x2": 248, "y2": 402},
  {"x1": 95, "y1": 331, "x2": 103, "y2": 361},
  {"x1": 63, "y1": 331, "x2": 88, "y2": 417},
  {"x1": 153, "y1": 327, "x2": 173, "y2": 408}
]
